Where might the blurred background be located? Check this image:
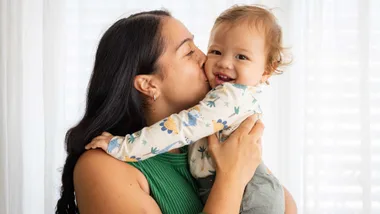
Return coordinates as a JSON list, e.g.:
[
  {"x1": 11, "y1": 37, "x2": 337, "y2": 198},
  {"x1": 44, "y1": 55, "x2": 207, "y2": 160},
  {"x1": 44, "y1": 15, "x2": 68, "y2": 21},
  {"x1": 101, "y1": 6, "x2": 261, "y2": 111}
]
[{"x1": 0, "y1": 0, "x2": 379, "y2": 213}]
